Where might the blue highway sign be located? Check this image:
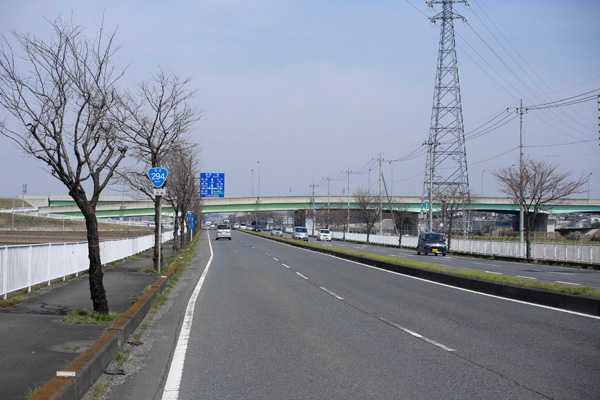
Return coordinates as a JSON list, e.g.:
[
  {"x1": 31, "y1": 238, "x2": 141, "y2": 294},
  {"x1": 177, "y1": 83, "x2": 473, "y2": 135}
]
[
  {"x1": 148, "y1": 168, "x2": 168, "y2": 188},
  {"x1": 200, "y1": 173, "x2": 225, "y2": 198}
]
